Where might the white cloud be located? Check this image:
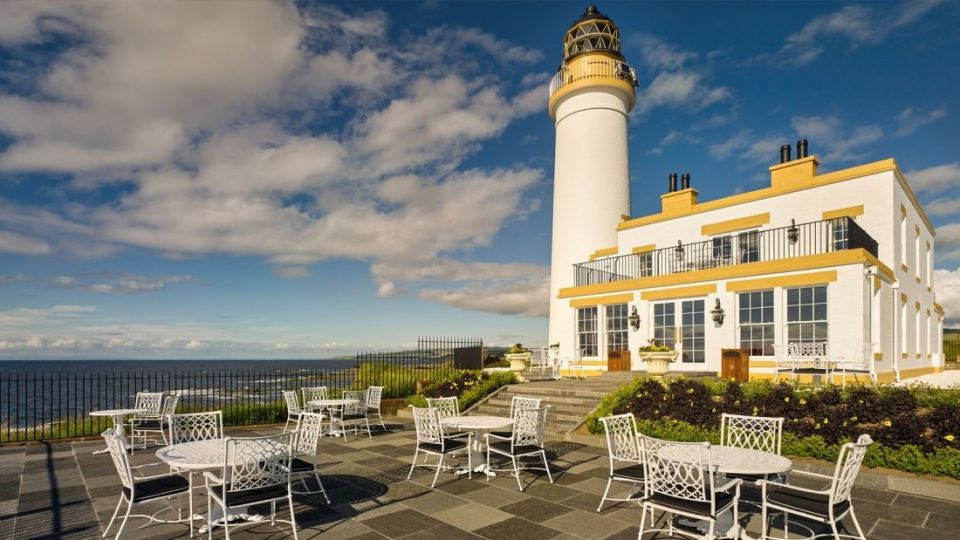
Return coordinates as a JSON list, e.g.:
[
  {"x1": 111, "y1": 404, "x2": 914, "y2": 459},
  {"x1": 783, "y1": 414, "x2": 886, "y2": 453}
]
[
  {"x1": 791, "y1": 115, "x2": 882, "y2": 163},
  {"x1": 0, "y1": 231, "x2": 51, "y2": 255},
  {"x1": 419, "y1": 276, "x2": 549, "y2": 317},
  {"x1": 926, "y1": 198, "x2": 960, "y2": 217},
  {"x1": 896, "y1": 105, "x2": 947, "y2": 135},
  {"x1": 770, "y1": 1, "x2": 944, "y2": 67},
  {"x1": 636, "y1": 72, "x2": 730, "y2": 114},
  {"x1": 906, "y1": 162, "x2": 960, "y2": 194},
  {"x1": 934, "y1": 267, "x2": 960, "y2": 325},
  {"x1": 272, "y1": 266, "x2": 310, "y2": 279},
  {"x1": 51, "y1": 273, "x2": 195, "y2": 293},
  {"x1": 0, "y1": 305, "x2": 95, "y2": 326},
  {"x1": 633, "y1": 33, "x2": 697, "y2": 70}
]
